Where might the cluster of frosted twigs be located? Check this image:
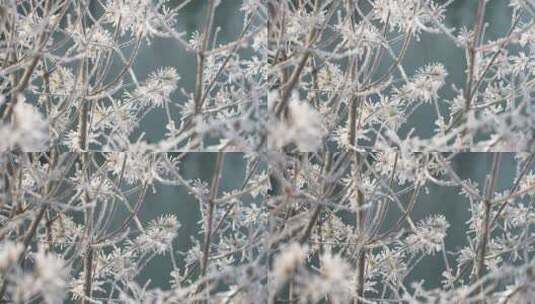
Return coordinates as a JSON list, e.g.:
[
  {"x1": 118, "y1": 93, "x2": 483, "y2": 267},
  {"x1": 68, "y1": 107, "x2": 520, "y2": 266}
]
[{"x1": 2, "y1": 1, "x2": 535, "y2": 304}]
